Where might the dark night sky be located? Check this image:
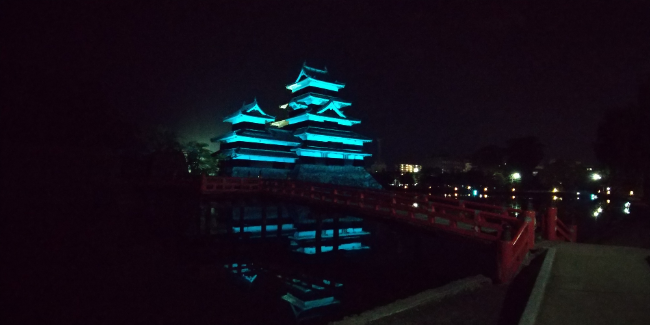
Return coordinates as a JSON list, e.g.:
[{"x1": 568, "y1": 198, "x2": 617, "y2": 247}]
[{"x1": 4, "y1": 0, "x2": 650, "y2": 164}]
